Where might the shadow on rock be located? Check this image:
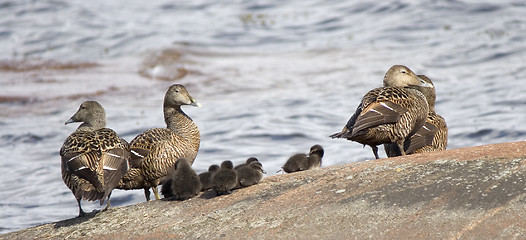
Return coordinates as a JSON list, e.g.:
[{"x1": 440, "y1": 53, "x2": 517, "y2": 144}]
[{"x1": 52, "y1": 210, "x2": 99, "y2": 229}]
